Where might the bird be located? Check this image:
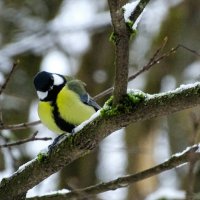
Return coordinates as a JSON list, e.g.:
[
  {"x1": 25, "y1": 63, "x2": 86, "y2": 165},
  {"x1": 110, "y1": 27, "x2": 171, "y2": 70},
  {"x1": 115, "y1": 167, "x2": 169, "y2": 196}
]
[{"x1": 33, "y1": 71, "x2": 100, "y2": 135}]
